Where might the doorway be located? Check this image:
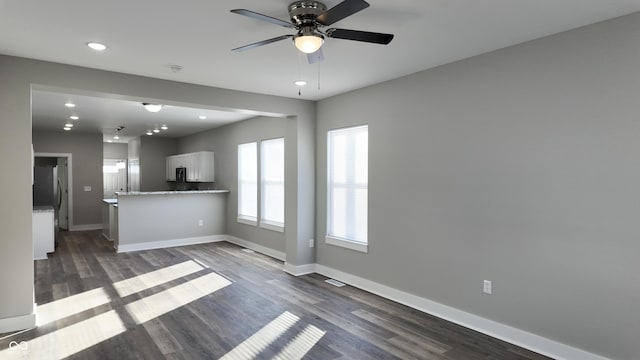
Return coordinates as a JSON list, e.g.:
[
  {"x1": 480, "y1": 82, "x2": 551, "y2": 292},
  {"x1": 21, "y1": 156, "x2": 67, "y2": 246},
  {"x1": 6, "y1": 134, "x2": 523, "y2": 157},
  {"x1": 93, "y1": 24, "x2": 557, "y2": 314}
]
[
  {"x1": 103, "y1": 159, "x2": 127, "y2": 198},
  {"x1": 34, "y1": 153, "x2": 72, "y2": 231}
]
